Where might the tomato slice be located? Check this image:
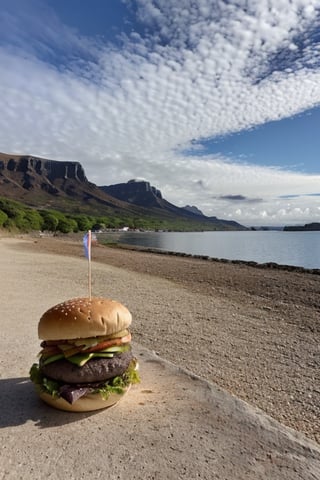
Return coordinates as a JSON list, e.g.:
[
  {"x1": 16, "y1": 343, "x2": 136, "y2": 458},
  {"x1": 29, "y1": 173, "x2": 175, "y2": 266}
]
[
  {"x1": 84, "y1": 333, "x2": 132, "y2": 353},
  {"x1": 39, "y1": 333, "x2": 132, "y2": 357}
]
